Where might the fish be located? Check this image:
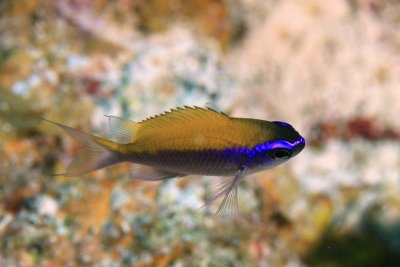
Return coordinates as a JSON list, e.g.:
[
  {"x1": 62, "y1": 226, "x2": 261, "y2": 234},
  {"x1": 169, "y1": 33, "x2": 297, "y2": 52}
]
[{"x1": 45, "y1": 105, "x2": 305, "y2": 216}]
